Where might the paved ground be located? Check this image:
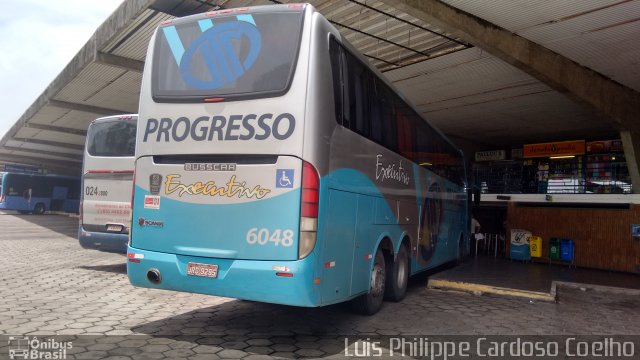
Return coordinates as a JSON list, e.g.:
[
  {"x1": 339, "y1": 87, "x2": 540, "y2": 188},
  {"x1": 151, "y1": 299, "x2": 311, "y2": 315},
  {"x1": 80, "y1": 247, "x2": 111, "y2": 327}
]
[
  {"x1": 0, "y1": 213, "x2": 638, "y2": 359},
  {"x1": 431, "y1": 255, "x2": 640, "y2": 293}
]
